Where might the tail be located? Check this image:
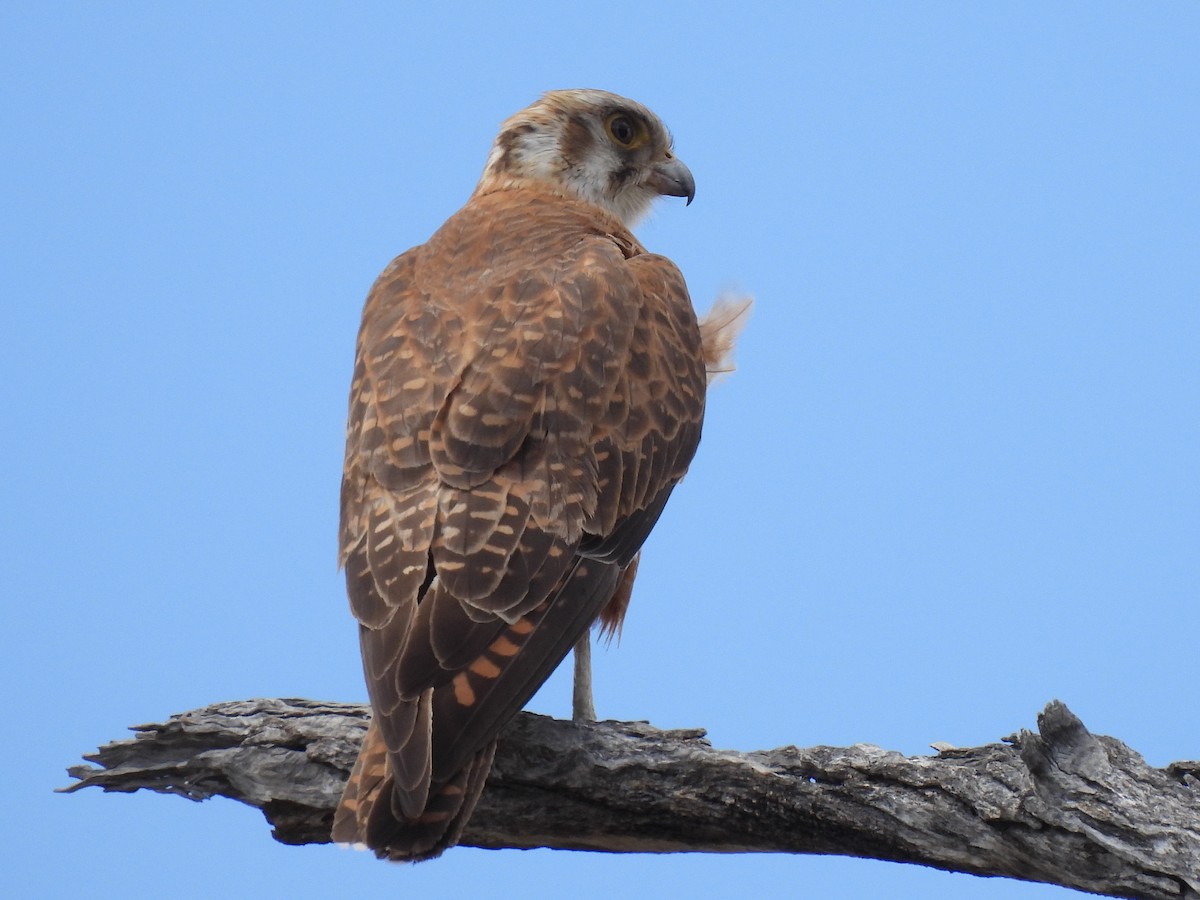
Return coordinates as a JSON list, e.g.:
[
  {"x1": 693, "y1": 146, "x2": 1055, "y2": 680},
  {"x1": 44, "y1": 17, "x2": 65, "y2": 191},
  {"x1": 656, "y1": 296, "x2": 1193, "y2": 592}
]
[{"x1": 332, "y1": 718, "x2": 496, "y2": 862}]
